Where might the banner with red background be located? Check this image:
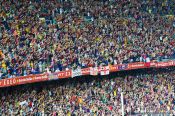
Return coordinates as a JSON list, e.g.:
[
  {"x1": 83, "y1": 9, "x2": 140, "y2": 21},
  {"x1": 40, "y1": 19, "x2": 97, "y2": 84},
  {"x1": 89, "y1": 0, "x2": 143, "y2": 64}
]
[{"x1": 0, "y1": 60, "x2": 175, "y2": 88}]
